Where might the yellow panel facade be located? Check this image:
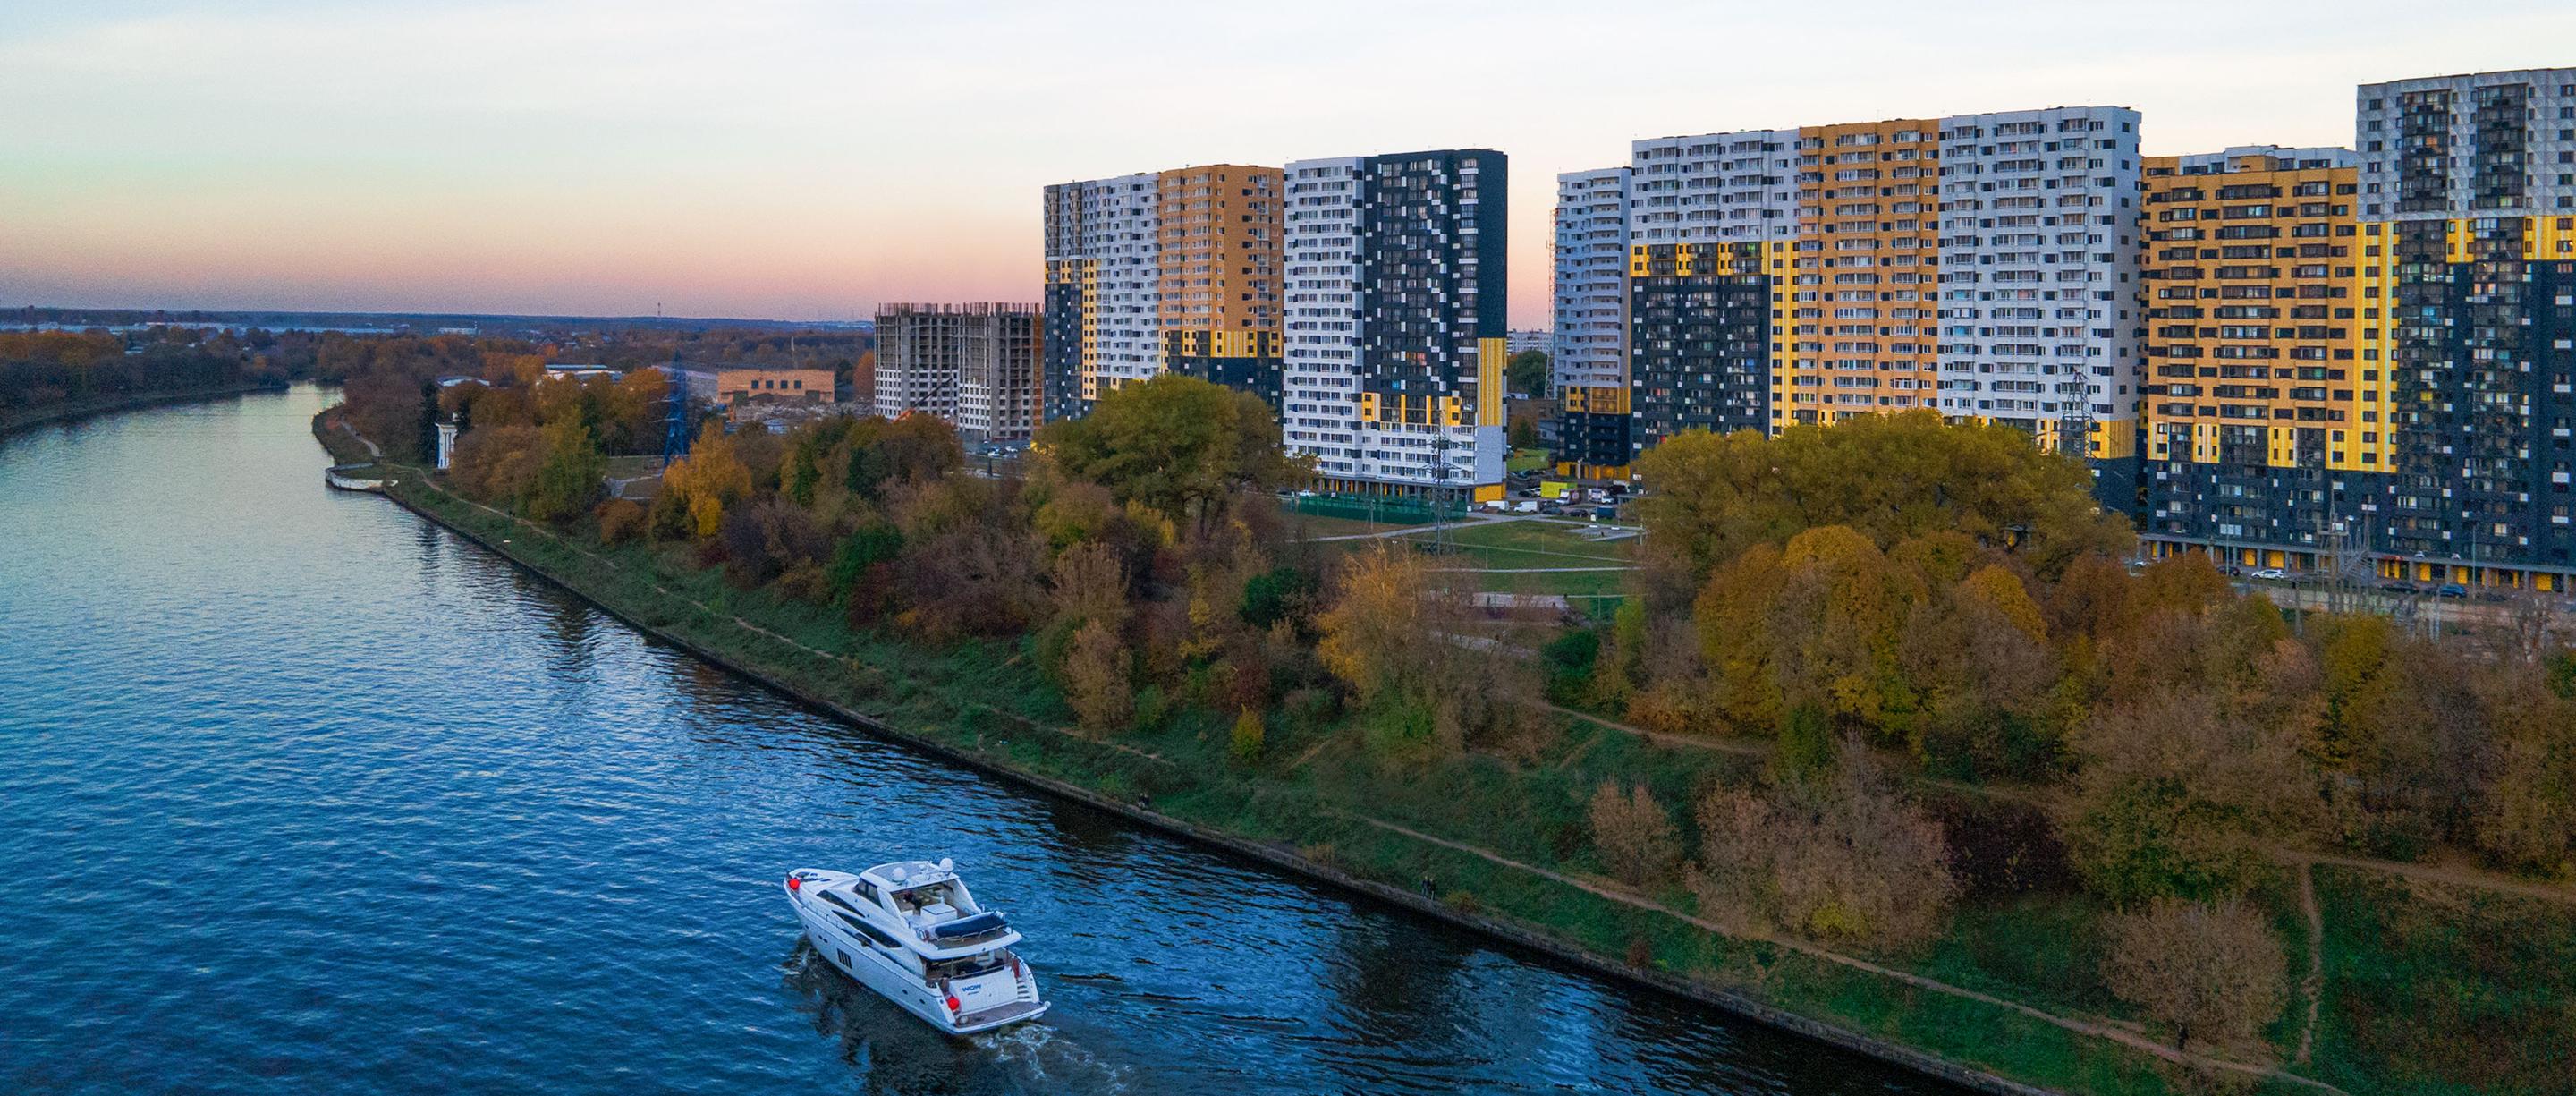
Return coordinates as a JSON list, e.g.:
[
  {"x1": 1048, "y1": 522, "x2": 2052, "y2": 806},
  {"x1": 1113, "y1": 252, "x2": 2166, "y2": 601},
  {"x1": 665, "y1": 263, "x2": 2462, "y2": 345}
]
[
  {"x1": 1780, "y1": 119, "x2": 1941, "y2": 430},
  {"x1": 2139, "y1": 152, "x2": 2363, "y2": 472}
]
